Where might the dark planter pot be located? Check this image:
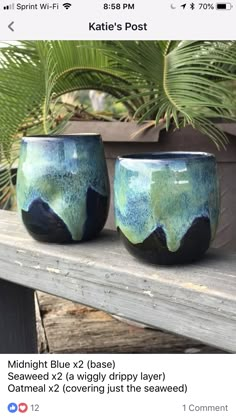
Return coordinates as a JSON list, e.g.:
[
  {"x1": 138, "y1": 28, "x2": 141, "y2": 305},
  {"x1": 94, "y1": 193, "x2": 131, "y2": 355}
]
[
  {"x1": 16, "y1": 134, "x2": 110, "y2": 243},
  {"x1": 63, "y1": 121, "x2": 236, "y2": 252},
  {"x1": 114, "y1": 152, "x2": 220, "y2": 265}
]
